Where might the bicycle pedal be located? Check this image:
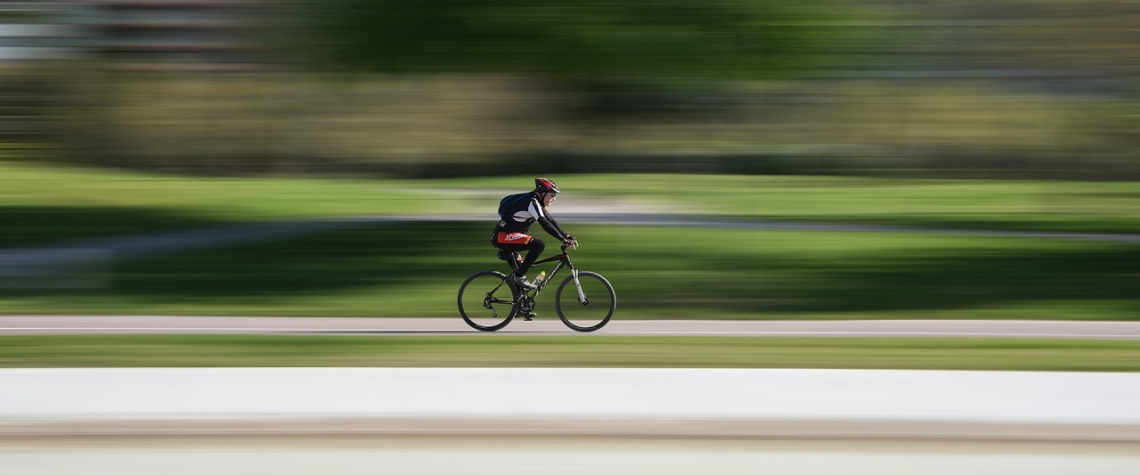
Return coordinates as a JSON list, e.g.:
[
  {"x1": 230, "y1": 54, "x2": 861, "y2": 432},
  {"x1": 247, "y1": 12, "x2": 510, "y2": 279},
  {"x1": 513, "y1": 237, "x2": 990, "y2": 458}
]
[{"x1": 522, "y1": 312, "x2": 537, "y2": 321}]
